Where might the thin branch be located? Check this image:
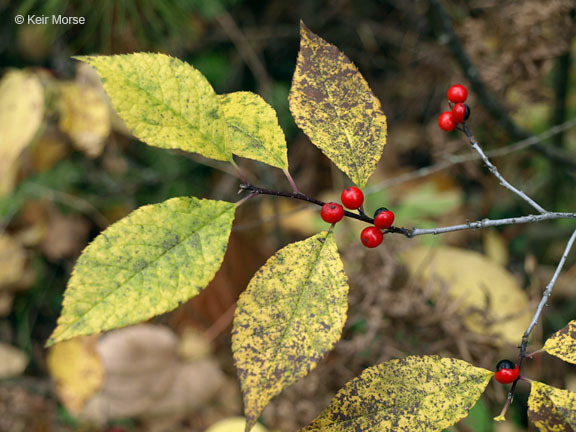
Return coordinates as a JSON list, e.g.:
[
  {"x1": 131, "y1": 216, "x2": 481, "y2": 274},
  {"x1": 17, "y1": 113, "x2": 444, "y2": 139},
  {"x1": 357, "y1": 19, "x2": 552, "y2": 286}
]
[
  {"x1": 409, "y1": 213, "x2": 576, "y2": 237},
  {"x1": 462, "y1": 124, "x2": 547, "y2": 214},
  {"x1": 366, "y1": 119, "x2": 576, "y2": 192},
  {"x1": 519, "y1": 227, "x2": 576, "y2": 362},
  {"x1": 428, "y1": 0, "x2": 576, "y2": 170},
  {"x1": 216, "y1": 11, "x2": 271, "y2": 95}
]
